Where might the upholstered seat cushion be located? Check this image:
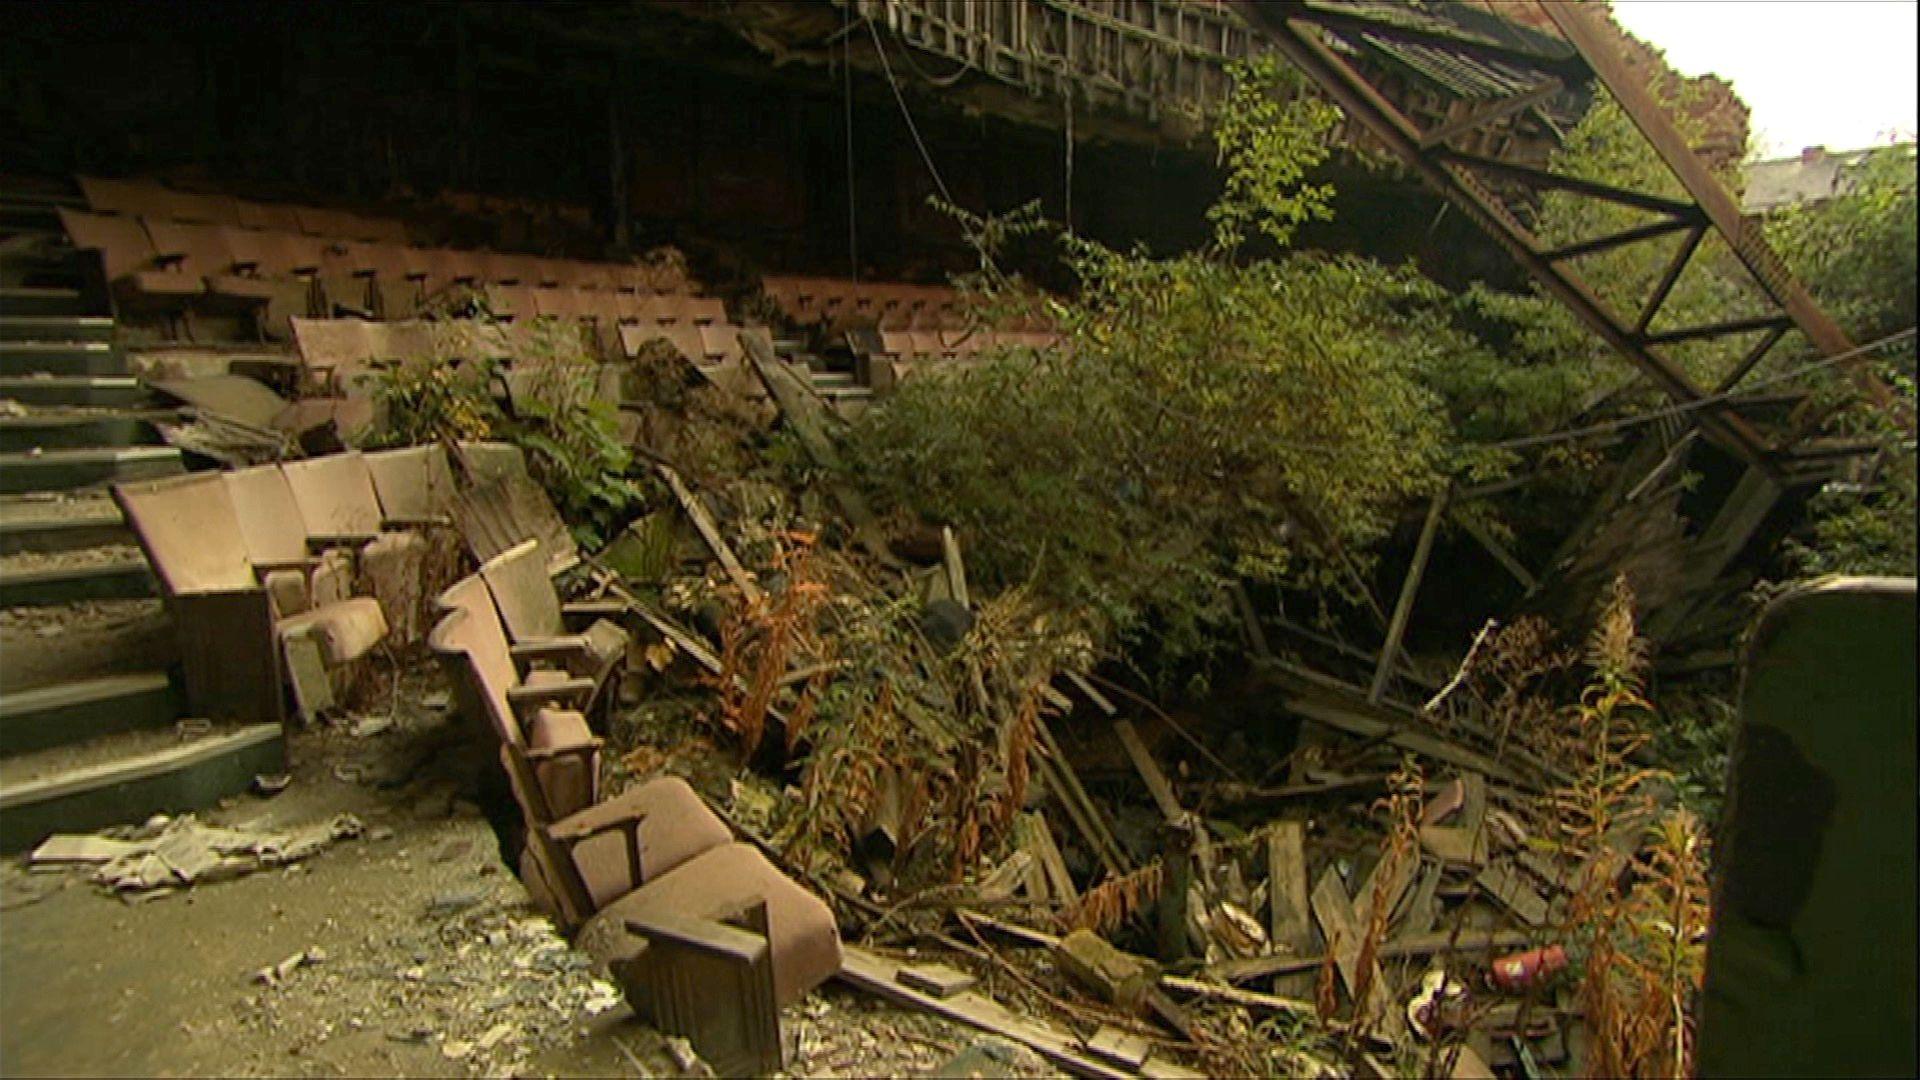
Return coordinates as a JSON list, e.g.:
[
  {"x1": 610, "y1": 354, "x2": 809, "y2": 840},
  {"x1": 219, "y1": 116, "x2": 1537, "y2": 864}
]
[
  {"x1": 124, "y1": 270, "x2": 204, "y2": 297},
  {"x1": 581, "y1": 842, "x2": 842, "y2": 1007},
  {"x1": 520, "y1": 775, "x2": 732, "y2": 915},
  {"x1": 526, "y1": 706, "x2": 596, "y2": 820},
  {"x1": 276, "y1": 595, "x2": 387, "y2": 664}
]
